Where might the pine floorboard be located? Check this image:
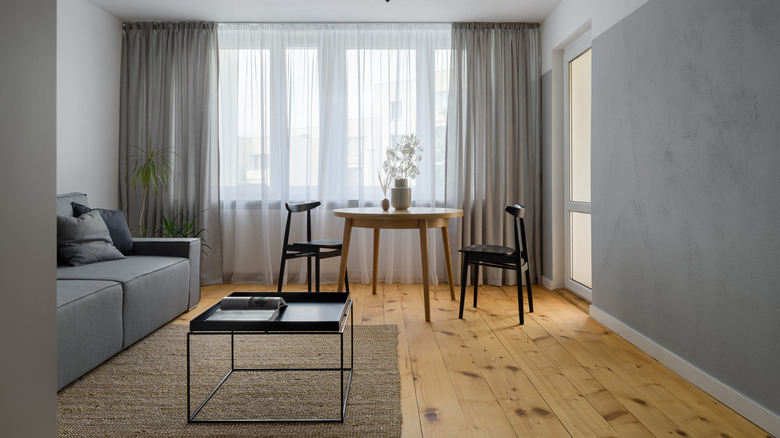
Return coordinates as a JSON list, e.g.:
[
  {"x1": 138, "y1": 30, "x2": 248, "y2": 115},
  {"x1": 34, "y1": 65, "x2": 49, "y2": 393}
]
[{"x1": 174, "y1": 282, "x2": 771, "y2": 437}]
